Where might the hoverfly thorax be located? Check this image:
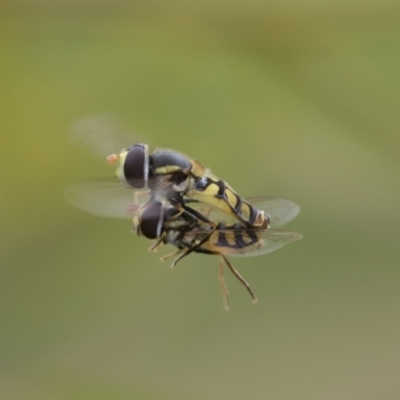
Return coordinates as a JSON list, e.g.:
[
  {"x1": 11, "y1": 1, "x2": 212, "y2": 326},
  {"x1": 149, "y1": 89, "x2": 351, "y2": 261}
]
[
  {"x1": 148, "y1": 150, "x2": 194, "y2": 193},
  {"x1": 150, "y1": 150, "x2": 192, "y2": 176}
]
